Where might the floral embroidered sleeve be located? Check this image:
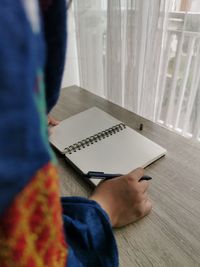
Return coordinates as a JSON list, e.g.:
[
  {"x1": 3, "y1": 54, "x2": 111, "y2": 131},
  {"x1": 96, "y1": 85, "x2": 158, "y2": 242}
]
[{"x1": 0, "y1": 164, "x2": 67, "y2": 267}]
